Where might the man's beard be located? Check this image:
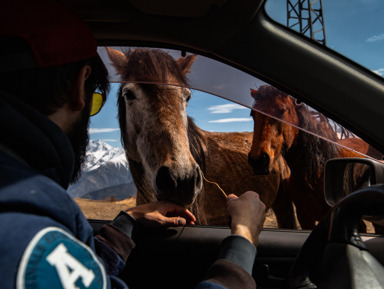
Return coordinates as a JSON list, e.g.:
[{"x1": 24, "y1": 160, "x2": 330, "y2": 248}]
[{"x1": 67, "y1": 107, "x2": 90, "y2": 184}]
